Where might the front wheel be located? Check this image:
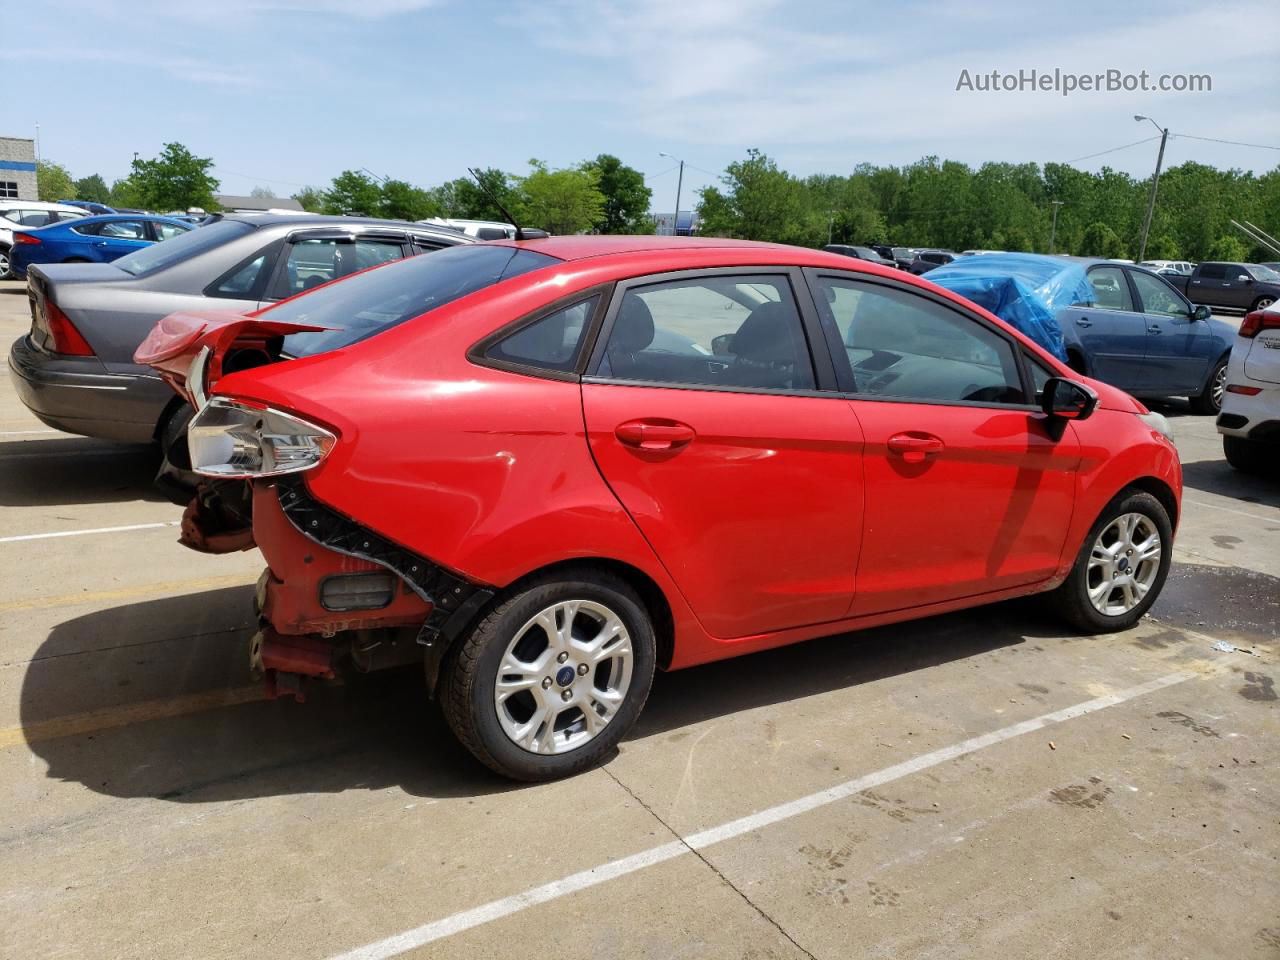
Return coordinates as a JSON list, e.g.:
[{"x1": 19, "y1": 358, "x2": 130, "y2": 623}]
[
  {"x1": 1046, "y1": 490, "x2": 1173, "y2": 633},
  {"x1": 440, "y1": 569, "x2": 656, "y2": 781},
  {"x1": 0, "y1": 244, "x2": 10, "y2": 278},
  {"x1": 1189, "y1": 357, "x2": 1228, "y2": 415}
]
